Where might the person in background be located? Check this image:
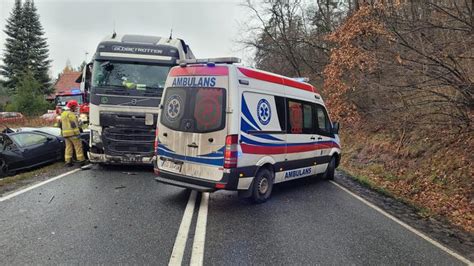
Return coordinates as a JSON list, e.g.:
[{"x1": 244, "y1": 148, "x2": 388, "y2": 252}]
[{"x1": 58, "y1": 100, "x2": 85, "y2": 167}]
